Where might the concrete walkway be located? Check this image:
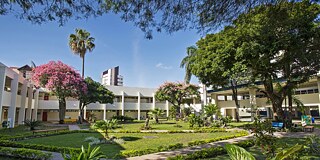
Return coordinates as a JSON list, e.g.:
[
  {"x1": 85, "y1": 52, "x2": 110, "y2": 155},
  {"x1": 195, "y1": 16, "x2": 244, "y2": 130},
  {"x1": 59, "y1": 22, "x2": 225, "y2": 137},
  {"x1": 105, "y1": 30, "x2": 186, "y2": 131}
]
[
  {"x1": 38, "y1": 128, "x2": 320, "y2": 160},
  {"x1": 126, "y1": 134, "x2": 253, "y2": 160},
  {"x1": 68, "y1": 125, "x2": 81, "y2": 131},
  {"x1": 127, "y1": 128, "x2": 320, "y2": 160}
]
